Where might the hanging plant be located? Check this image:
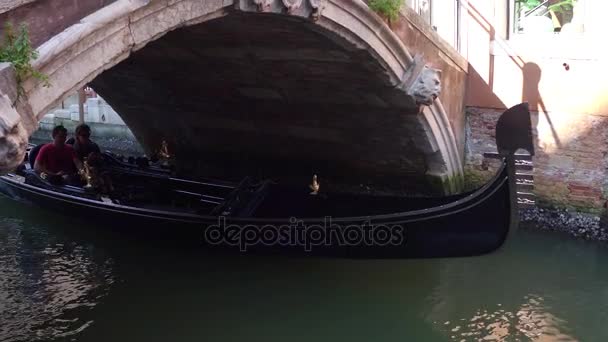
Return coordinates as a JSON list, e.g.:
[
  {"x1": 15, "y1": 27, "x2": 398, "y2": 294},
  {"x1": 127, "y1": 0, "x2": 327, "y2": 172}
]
[
  {"x1": 516, "y1": 0, "x2": 542, "y2": 11},
  {"x1": 0, "y1": 22, "x2": 50, "y2": 104},
  {"x1": 548, "y1": 0, "x2": 575, "y2": 14},
  {"x1": 516, "y1": 0, "x2": 576, "y2": 13},
  {"x1": 369, "y1": 0, "x2": 404, "y2": 23}
]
